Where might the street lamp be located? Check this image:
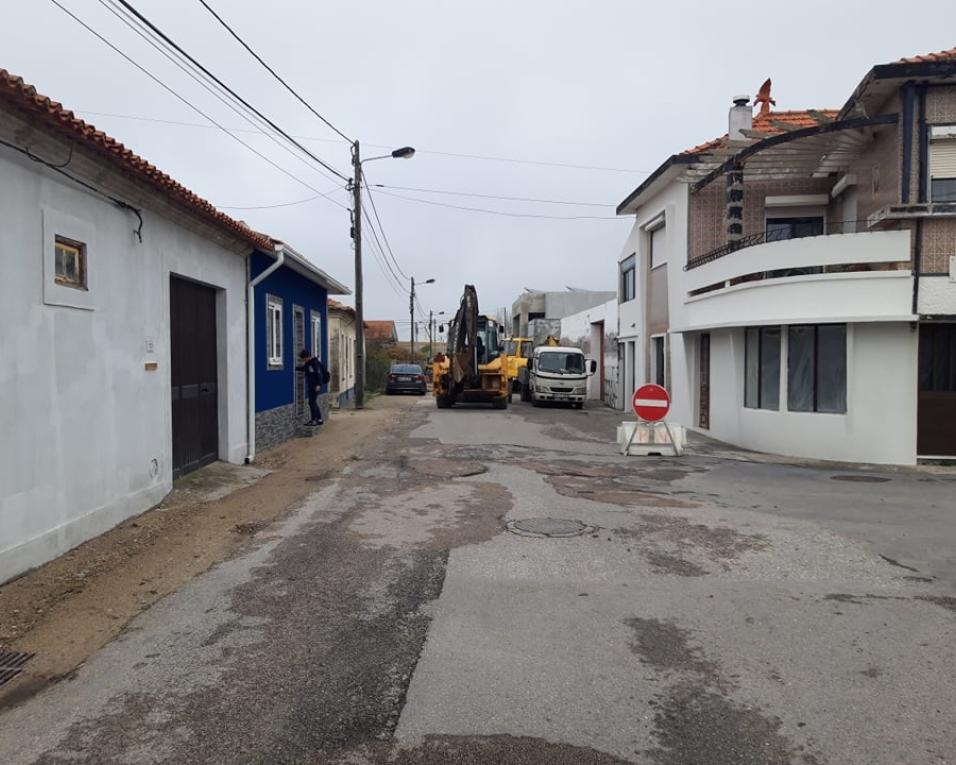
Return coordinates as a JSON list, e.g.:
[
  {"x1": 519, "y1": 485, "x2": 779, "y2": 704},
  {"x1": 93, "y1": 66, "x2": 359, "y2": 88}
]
[
  {"x1": 351, "y1": 141, "x2": 416, "y2": 409},
  {"x1": 410, "y1": 277, "x2": 435, "y2": 364}
]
